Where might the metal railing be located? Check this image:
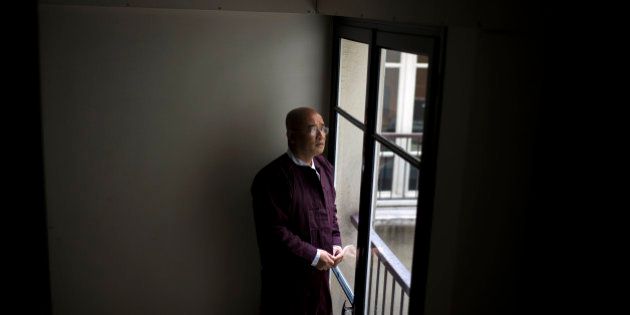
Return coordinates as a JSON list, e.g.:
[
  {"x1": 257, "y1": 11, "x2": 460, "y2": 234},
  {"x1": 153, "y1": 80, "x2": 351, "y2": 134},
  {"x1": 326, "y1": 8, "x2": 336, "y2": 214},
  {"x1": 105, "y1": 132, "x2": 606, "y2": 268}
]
[
  {"x1": 376, "y1": 132, "x2": 422, "y2": 201},
  {"x1": 352, "y1": 213, "x2": 411, "y2": 314},
  {"x1": 332, "y1": 266, "x2": 354, "y2": 305},
  {"x1": 367, "y1": 227, "x2": 411, "y2": 314},
  {"x1": 330, "y1": 204, "x2": 416, "y2": 313},
  {"x1": 332, "y1": 265, "x2": 355, "y2": 314},
  {"x1": 379, "y1": 132, "x2": 422, "y2": 157}
]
